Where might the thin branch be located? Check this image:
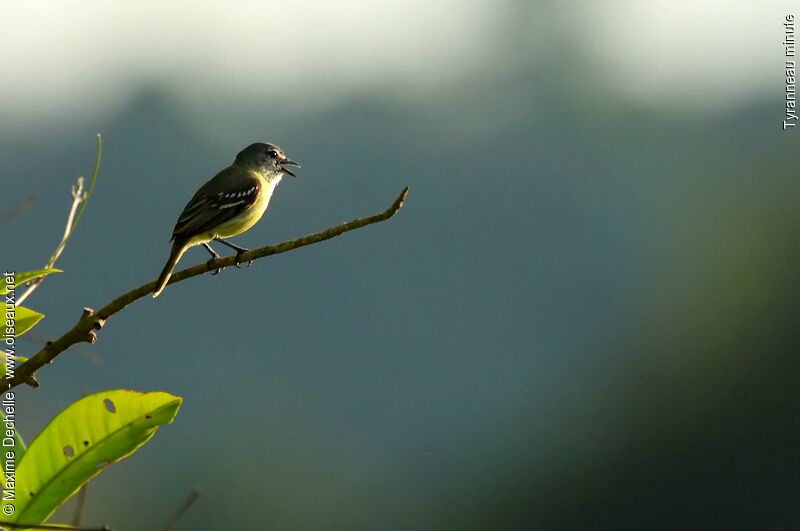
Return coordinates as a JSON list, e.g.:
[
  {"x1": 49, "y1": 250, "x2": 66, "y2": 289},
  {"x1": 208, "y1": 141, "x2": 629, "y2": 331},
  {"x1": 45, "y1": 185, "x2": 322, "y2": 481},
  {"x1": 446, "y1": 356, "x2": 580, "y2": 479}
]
[
  {"x1": 16, "y1": 134, "x2": 102, "y2": 307},
  {"x1": 20, "y1": 332, "x2": 103, "y2": 366},
  {"x1": 68, "y1": 135, "x2": 102, "y2": 235},
  {"x1": 14, "y1": 178, "x2": 82, "y2": 306},
  {"x1": 0, "y1": 195, "x2": 35, "y2": 223},
  {"x1": 2, "y1": 187, "x2": 409, "y2": 392},
  {"x1": 0, "y1": 522, "x2": 109, "y2": 530},
  {"x1": 157, "y1": 489, "x2": 200, "y2": 531},
  {"x1": 71, "y1": 463, "x2": 89, "y2": 526}
]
